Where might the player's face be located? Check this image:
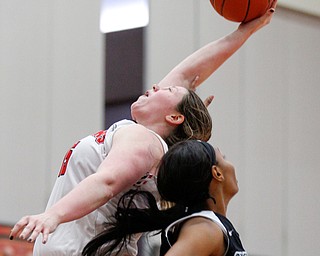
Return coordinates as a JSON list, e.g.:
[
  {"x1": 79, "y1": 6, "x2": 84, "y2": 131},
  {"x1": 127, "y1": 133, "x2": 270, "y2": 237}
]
[
  {"x1": 214, "y1": 148, "x2": 239, "y2": 197},
  {"x1": 131, "y1": 84, "x2": 188, "y2": 123}
]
